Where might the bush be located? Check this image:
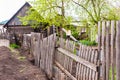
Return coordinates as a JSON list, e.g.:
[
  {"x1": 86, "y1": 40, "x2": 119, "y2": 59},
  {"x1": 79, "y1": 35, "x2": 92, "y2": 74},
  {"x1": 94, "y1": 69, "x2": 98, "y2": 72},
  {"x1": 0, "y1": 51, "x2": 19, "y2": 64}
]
[
  {"x1": 79, "y1": 40, "x2": 97, "y2": 46},
  {"x1": 10, "y1": 43, "x2": 20, "y2": 49},
  {"x1": 72, "y1": 31, "x2": 79, "y2": 39}
]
